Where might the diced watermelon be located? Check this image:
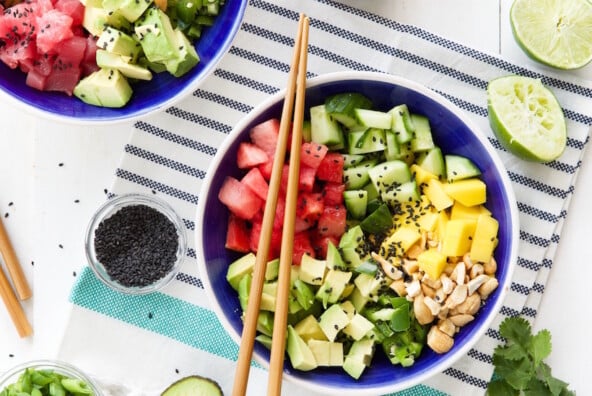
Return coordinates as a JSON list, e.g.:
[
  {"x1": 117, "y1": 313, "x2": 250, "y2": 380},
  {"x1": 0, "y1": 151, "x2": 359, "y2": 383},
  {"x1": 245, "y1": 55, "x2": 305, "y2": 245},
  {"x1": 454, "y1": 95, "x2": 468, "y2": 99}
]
[
  {"x1": 225, "y1": 214, "x2": 251, "y2": 253},
  {"x1": 249, "y1": 118, "x2": 280, "y2": 157},
  {"x1": 241, "y1": 167, "x2": 269, "y2": 201},
  {"x1": 249, "y1": 214, "x2": 282, "y2": 260},
  {"x1": 317, "y1": 204, "x2": 347, "y2": 238},
  {"x1": 258, "y1": 160, "x2": 273, "y2": 181},
  {"x1": 311, "y1": 234, "x2": 340, "y2": 259},
  {"x1": 273, "y1": 193, "x2": 285, "y2": 229},
  {"x1": 281, "y1": 164, "x2": 316, "y2": 193},
  {"x1": 316, "y1": 152, "x2": 345, "y2": 184},
  {"x1": 300, "y1": 142, "x2": 328, "y2": 169},
  {"x1": 0, "y1": 38, "x2": 37, "y2": 69},
  {"x1": 237, "y1": 142, "x2": 269, "y2": 169},
  {"x1": 54, "y1": 0, "x2": 84, "y2": 25},
  {"x1": 36, "y1": 10, "x2": 74, "y2": 54},
  {"x1": 80, "y1": 35, "x2": 99, "y2": 77},
  {"x1": 218, "y1": 176, "x2": 264, "y2": 220},
  {"x1": 296, "y1": 192, "x2": 324, "y2": 224},
  {"x1": 292, "y1": 231, "x2": 315, "y2": 265},
  {"x1": 322, "y1": 182, "x2": 345, "y2": 205}
]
